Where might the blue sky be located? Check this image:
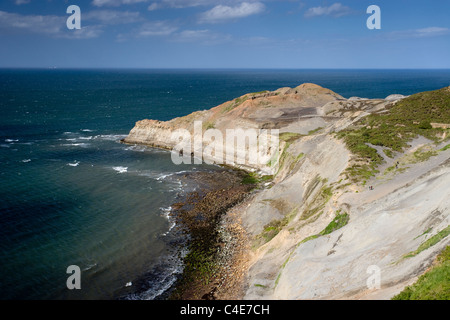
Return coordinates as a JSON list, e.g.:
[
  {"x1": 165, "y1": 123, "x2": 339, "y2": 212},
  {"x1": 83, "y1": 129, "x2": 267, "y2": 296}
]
[{"x1": 0, "y1": 0, "x2": 449, "y2": 68}]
